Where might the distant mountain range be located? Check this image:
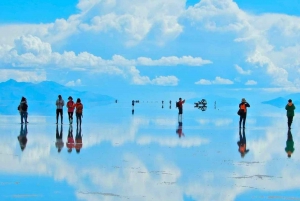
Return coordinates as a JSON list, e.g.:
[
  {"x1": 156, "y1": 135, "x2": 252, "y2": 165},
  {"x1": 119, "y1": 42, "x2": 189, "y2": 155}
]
[
  {"x1": 0, "y1": 79, "x2": 115, "y2": 115},
  {"x1": 262, "y1": 94, "x2": 300, "y2": 108}
]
